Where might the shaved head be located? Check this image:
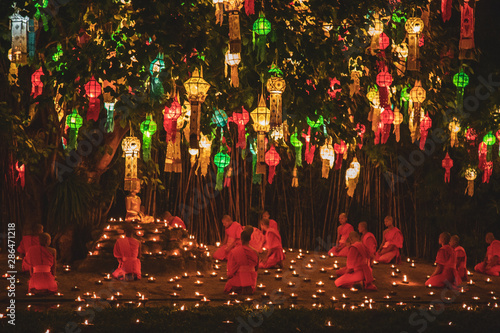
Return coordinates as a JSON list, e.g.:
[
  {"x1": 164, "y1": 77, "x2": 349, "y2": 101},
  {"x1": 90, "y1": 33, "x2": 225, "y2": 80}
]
[
  {"x1": 450, "y1": 235, "x2": 460, "y2": 247},
  {"x1": 486, "y1": 232, "x2": 495, "y2": 244},
  {"x1": 349, "y1": 231, "x2": 360, "y2": 243},
  {"x1": 39, "y1": 233, "x2": 51, "y2": 246},
  {"x1": 439, "y1": 232, "x2": 451, "y2": 245}
]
